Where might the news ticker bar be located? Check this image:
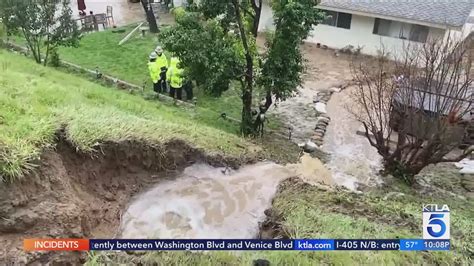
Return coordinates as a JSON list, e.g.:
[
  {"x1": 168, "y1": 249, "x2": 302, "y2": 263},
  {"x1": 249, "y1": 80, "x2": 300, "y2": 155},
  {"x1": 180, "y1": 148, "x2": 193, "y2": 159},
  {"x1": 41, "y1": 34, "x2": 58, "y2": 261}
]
[{"x1": 24, "y1": 239, "x2": 450, "y2": 251}]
